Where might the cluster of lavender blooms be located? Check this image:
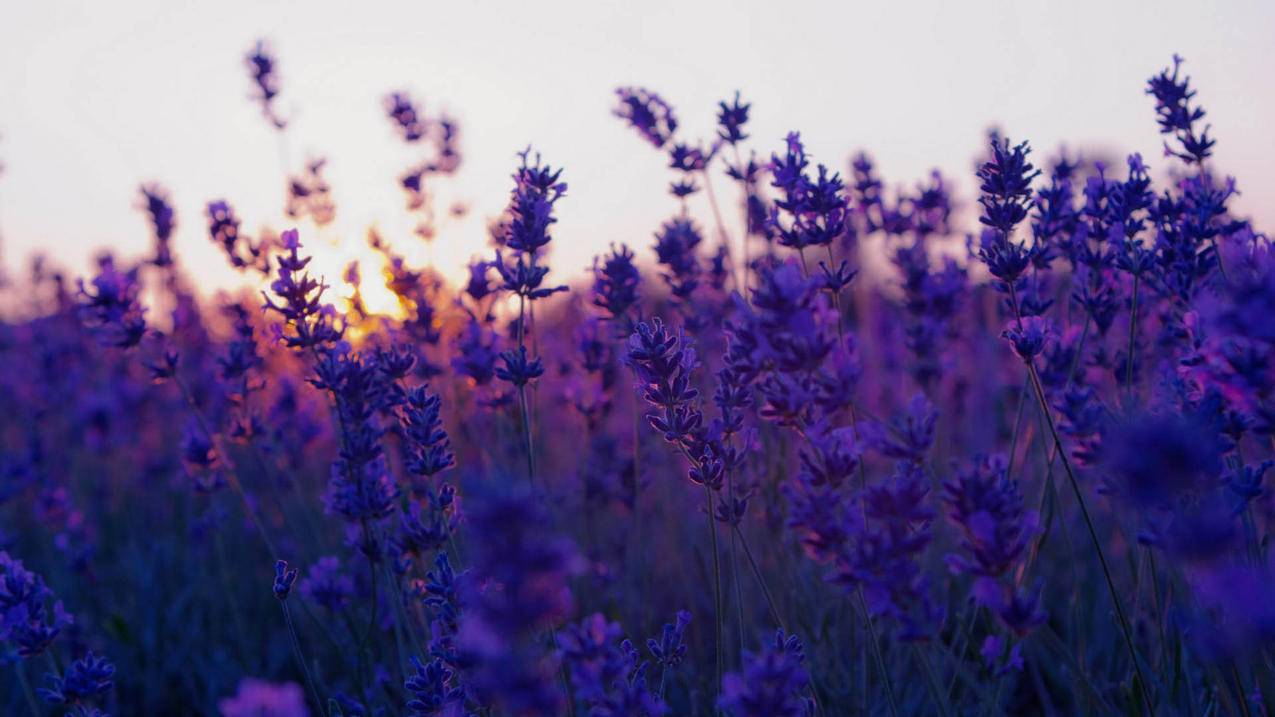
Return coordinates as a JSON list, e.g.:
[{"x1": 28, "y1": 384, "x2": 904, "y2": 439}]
[{"x1": 1, "y1": 44, "x2": 1273, "y2": 717}]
